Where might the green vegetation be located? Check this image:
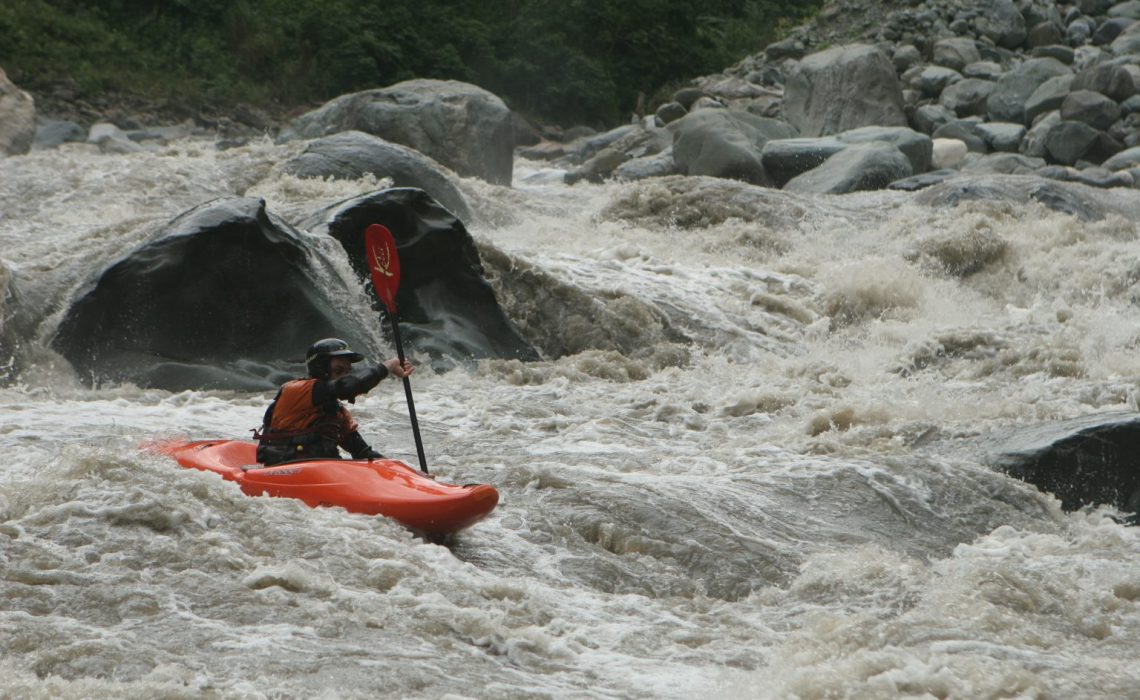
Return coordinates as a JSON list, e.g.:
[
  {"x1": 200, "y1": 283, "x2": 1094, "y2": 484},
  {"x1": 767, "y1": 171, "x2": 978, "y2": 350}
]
[{"x1": 0, "y1": 0, "x2": 821, "y2": 126}]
